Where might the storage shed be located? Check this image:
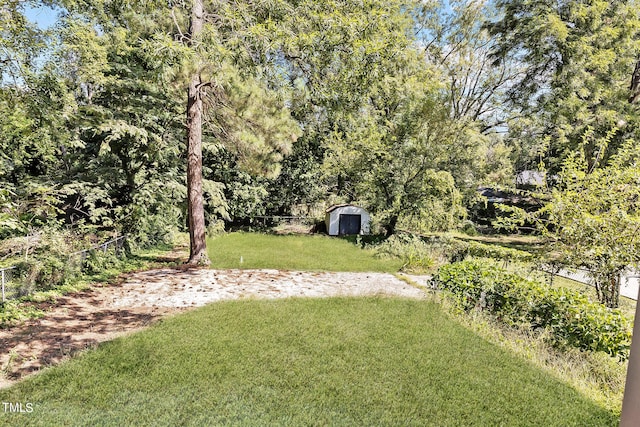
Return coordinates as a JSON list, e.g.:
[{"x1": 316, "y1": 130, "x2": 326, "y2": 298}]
[{"x1": 325, "y1": 204, "x2": 371, "y2": 236}]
